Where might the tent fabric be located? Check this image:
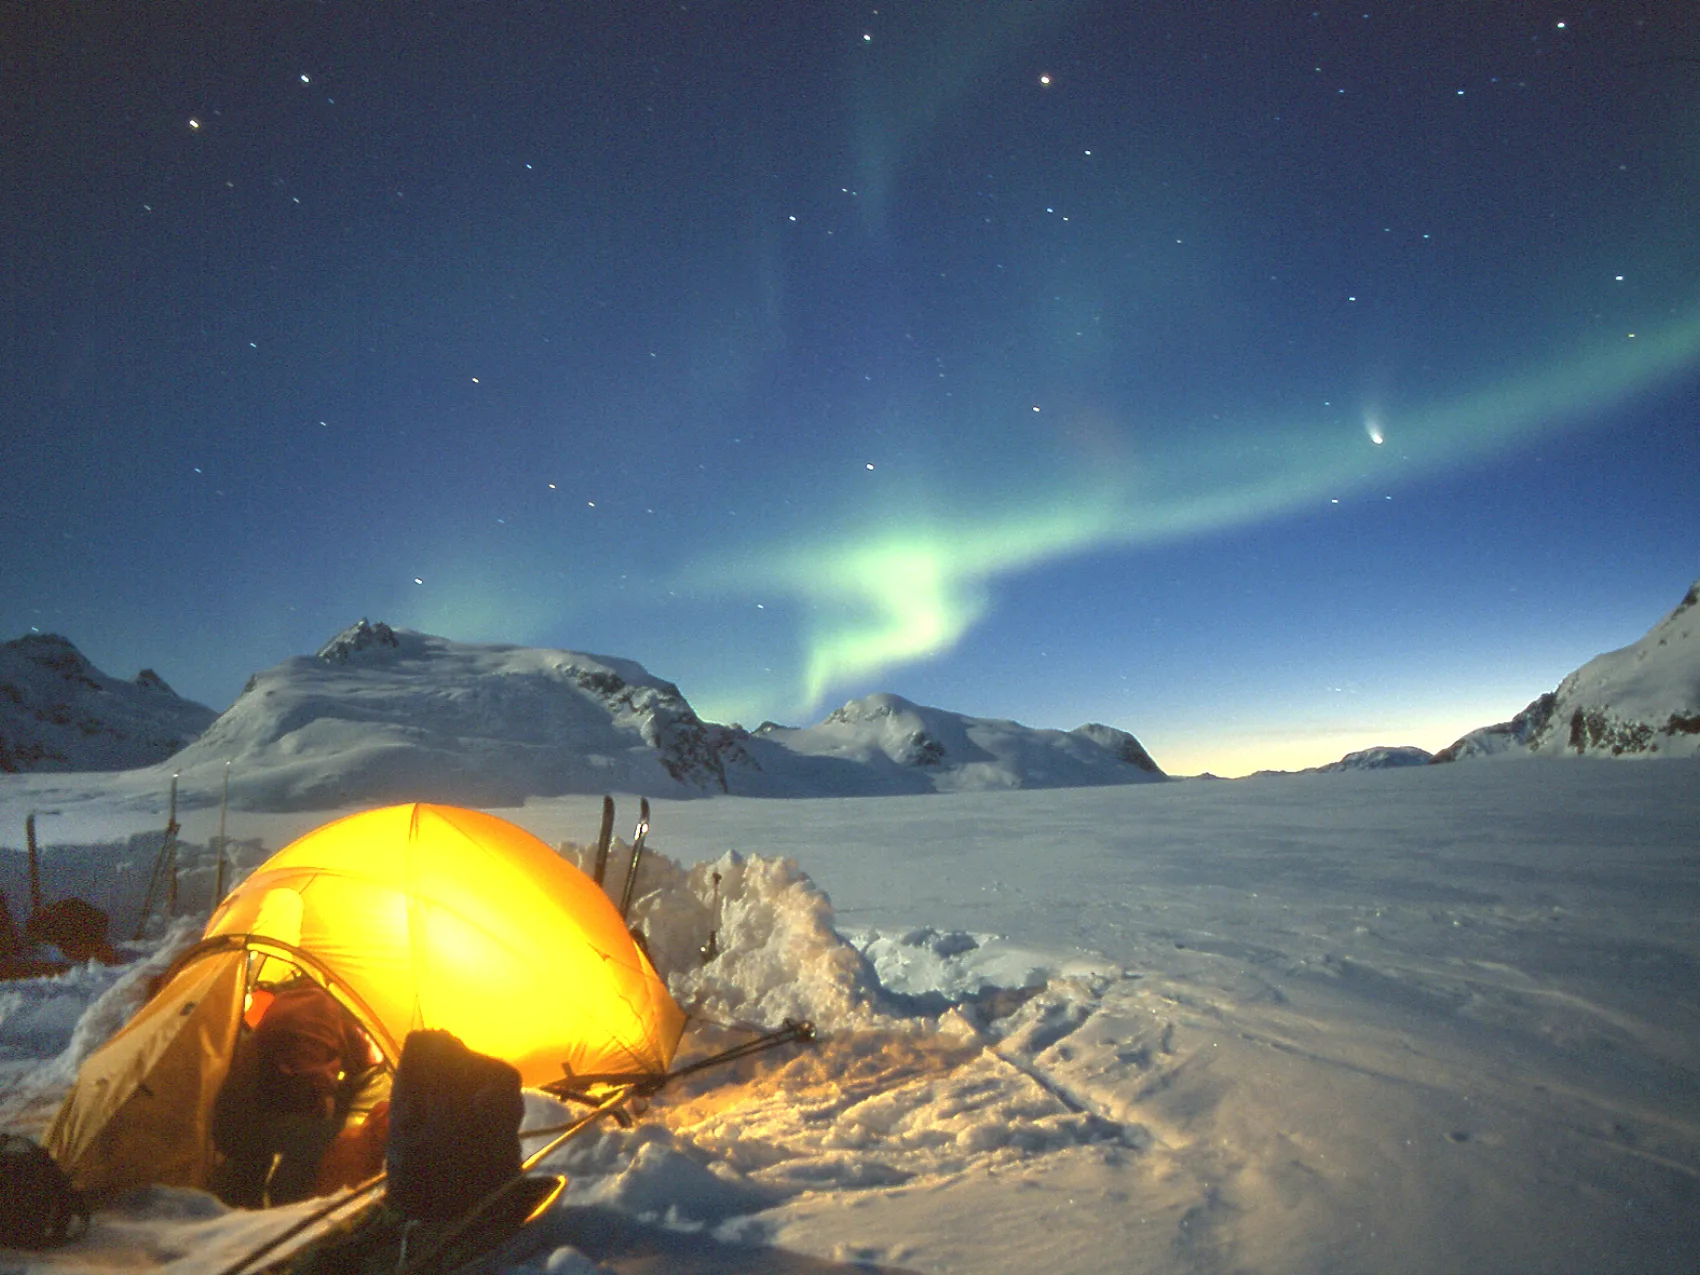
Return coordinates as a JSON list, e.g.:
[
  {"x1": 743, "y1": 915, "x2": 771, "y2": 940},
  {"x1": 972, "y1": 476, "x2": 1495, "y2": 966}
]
[
  {"x1": 43, "y1": 947, "x2": 246, "y2": 1198},
  {"x1": 201, "y1": 804, "x2": 686, "y2": 1088},
  {"x1": 44, "y1": 804, "x2": 686, "y2": 1199}
]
